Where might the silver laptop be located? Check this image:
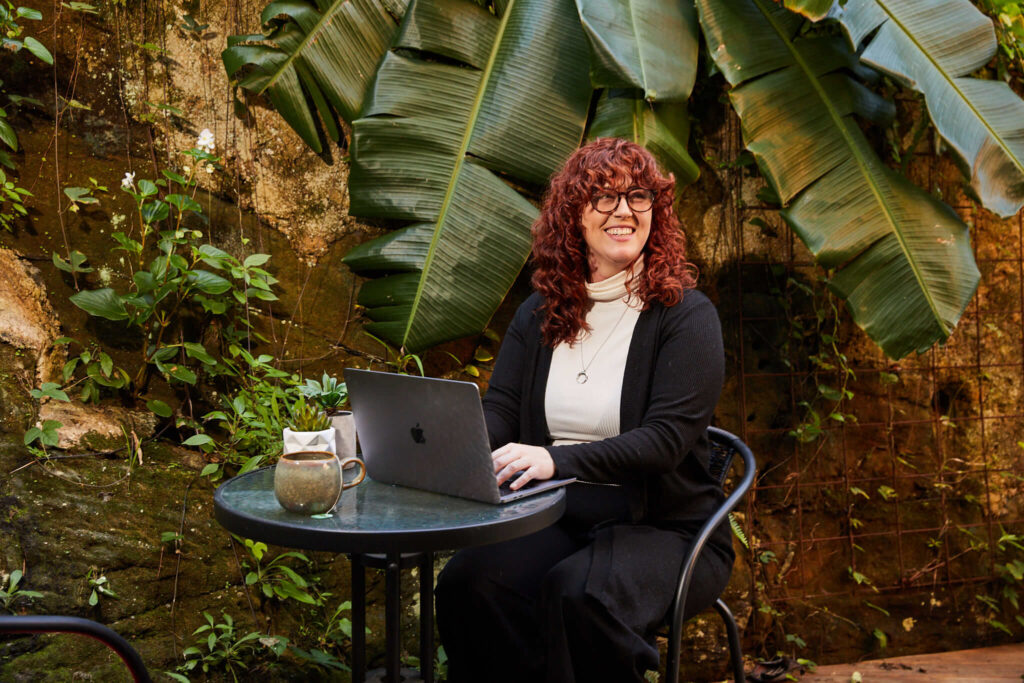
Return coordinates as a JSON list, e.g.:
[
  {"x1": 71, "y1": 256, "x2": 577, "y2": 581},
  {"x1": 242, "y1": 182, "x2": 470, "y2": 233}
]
[{"x1": 344, "y1": 369, "x2": 575, "y2": 504}]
